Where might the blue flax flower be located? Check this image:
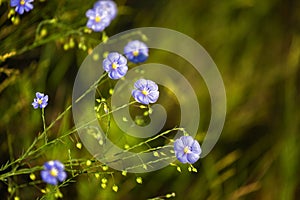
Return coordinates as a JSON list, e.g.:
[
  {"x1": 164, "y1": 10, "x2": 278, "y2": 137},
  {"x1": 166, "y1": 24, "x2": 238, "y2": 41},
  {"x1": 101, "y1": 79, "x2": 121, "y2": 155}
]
[
  {"x1": 10, "y1": 0, "x2": 34, "y2": 15},
  {"x1": 132, "y1": 79, "x2": 159, "y2": 105},
  {"x1": 32, "y1": 92, "x2": 48, "y2": 109},
  {"x1": 94, "y1": 0, "x2": 117, "y2": 20},
  {"x1": 174, "y1": 136, "x2": 201, "y2": 164},
  {"x1": 86, "y1": 7, "x2": 111, "y2": 32},
  {"x1": 124, "y1": 40, "x2": 149, "y2": 63},
  {"x1": 103, "y1": 52, "x2": 128, "y2": 79},
  {"x1": 41, "y1": 160, "x2": 67, "y2": 185}
]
